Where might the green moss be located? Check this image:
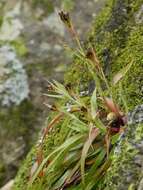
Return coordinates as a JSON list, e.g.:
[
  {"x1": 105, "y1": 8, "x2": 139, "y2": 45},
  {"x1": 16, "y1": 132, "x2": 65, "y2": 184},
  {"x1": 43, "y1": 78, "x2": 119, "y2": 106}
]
[
  {"x1": 13, "y1": 148, "x2": 37, "y2": 190},
  {"x1": 0, "y1": 38, "x2": 28, "y2": 57},
  {"x1": 110, "y1": 26, "x2": 143, "y2": 110},
  {"x1": 10, "y1": 39, "x2": 28, "y2": 57},
  {"x1": 64, "y1": 57, "x2": 93, "y2": 92},
  {"x1": 90, "y1": 0, "x2": 143, "y2": 61},
  {"x1": 89, "y1": 0, "x2": 114, "y2": 36}
]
